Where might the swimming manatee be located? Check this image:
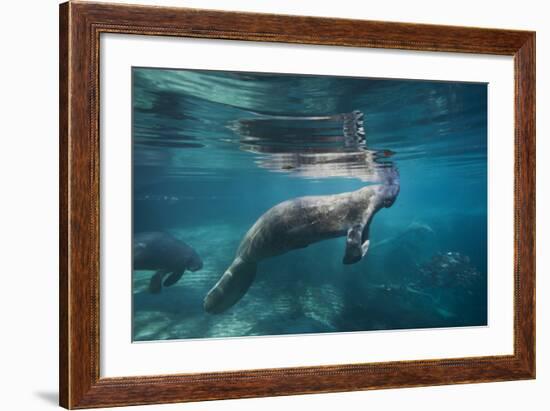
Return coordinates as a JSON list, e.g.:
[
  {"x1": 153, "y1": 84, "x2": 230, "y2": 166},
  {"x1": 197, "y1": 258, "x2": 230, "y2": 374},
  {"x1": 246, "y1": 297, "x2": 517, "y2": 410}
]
[
  {"x1": 133, "y1": 232, "x2": 203, "y2": 293},
  {"x1": 204, "y1": 182, "x2": 399, "y2": 313}
]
